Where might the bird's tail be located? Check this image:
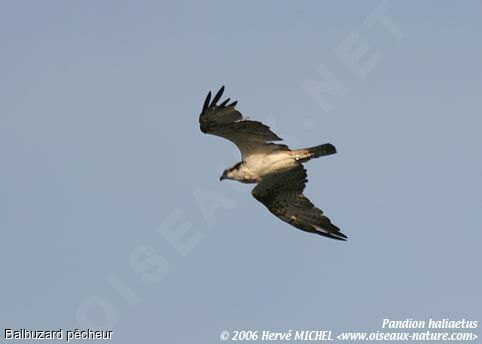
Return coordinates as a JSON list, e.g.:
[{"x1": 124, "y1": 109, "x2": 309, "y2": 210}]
[{"x1": 292, "y1": 143, "x2": 337, "y2": 163}]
